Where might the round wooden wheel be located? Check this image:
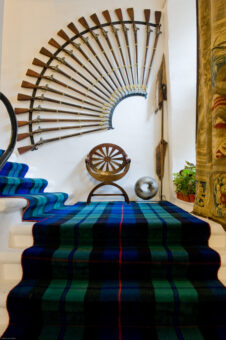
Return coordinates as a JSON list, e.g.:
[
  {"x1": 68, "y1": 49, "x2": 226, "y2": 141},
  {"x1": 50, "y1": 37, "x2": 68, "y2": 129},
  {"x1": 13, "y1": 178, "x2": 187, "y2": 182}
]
[{"x1": 88, "y1": 143, "x2": 128, "y2": 175}]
